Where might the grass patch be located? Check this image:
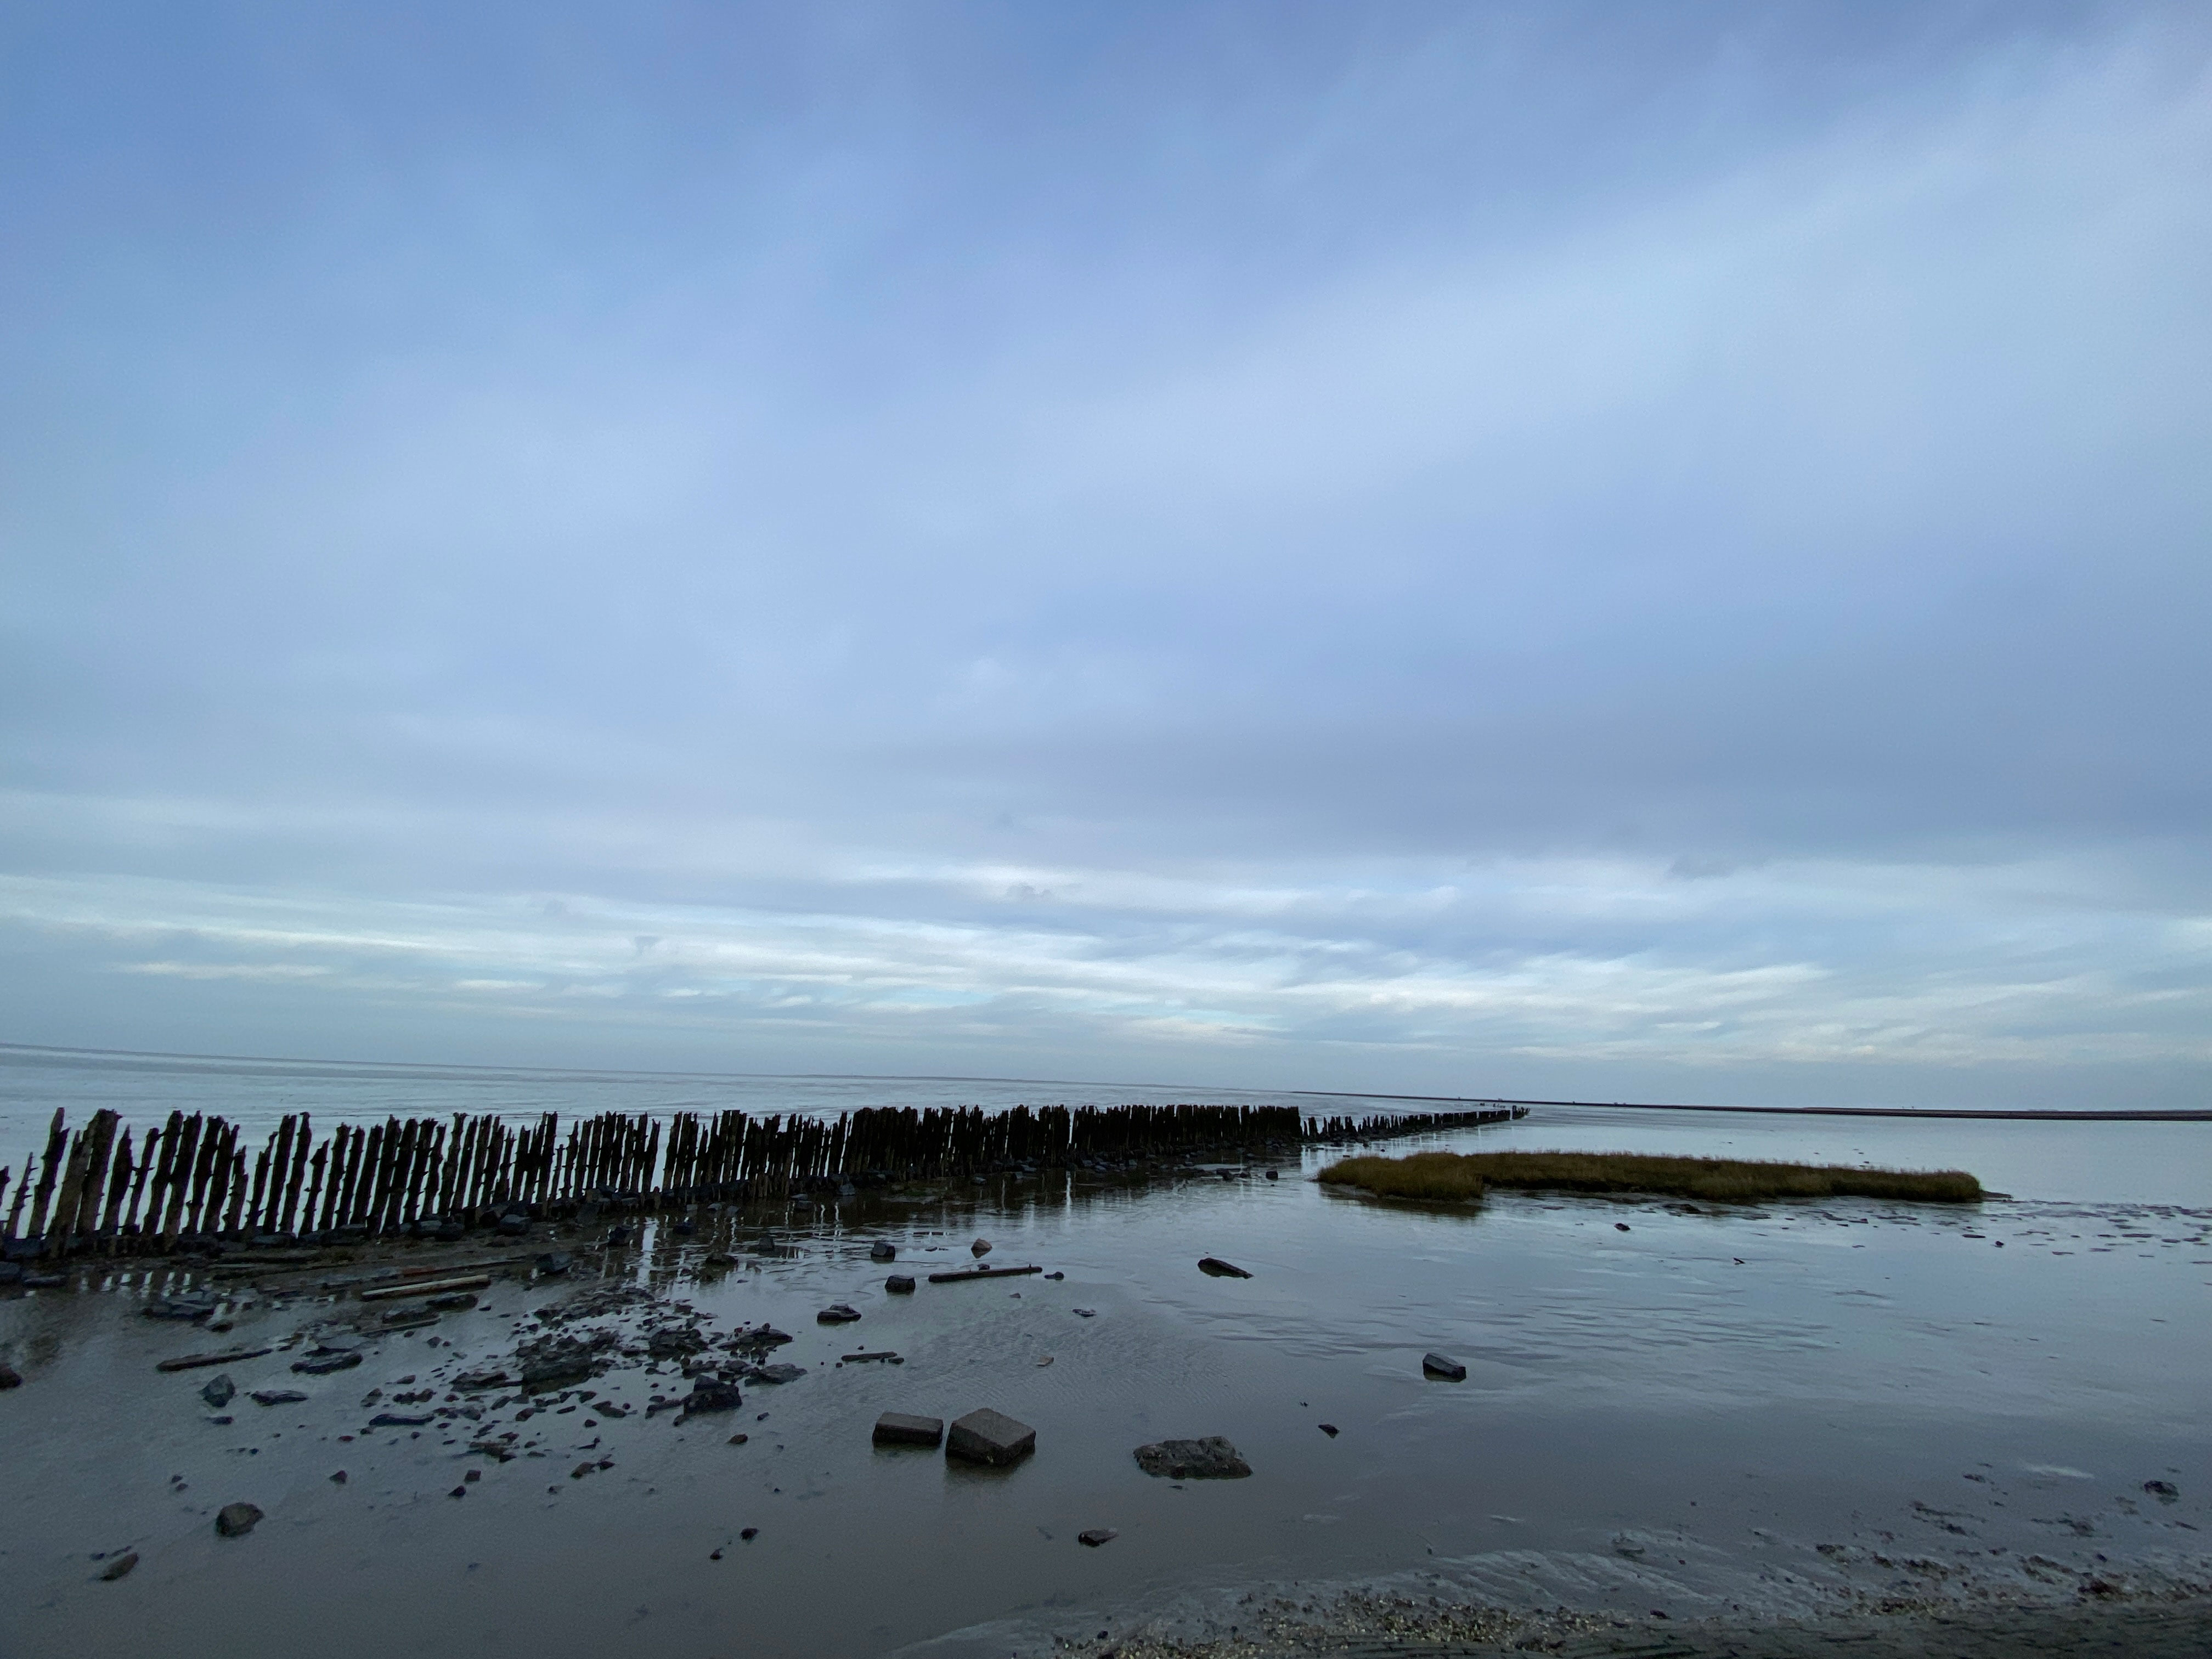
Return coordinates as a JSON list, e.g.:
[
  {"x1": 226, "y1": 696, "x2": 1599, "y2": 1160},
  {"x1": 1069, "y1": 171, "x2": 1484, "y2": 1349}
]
[{"x1": 1316, "y1": 1149, "x2": 1982, "y2": 1206}]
